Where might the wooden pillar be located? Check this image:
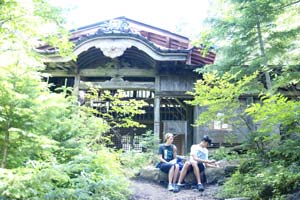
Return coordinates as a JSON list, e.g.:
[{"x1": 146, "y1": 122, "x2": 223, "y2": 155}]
[
  {"x1": 186, "y1": 105, "x2": 193, "y2": 154},
  {"x1": 193, "y1": 105, "x2": 201, "y2": 143},
  {"x1": 73, "y1": 73, "x2": 80, "y2": 97},
  {"x1": 183, "y1": 121, "x2": 189, "y2": 154},
  {"x1": 73, "y1": 63, "x2": 80, "y2": 97},
  {"x1": 154, "y1": 72, "x2": 161, "y2": 139},
  {"x1": 154, "y1": 96, "x2": 160, "y2": 139}
]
